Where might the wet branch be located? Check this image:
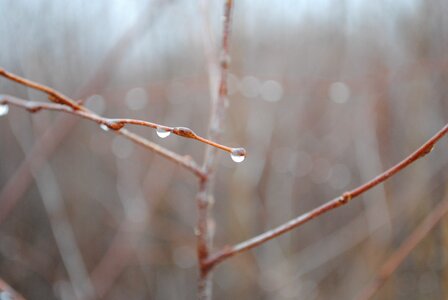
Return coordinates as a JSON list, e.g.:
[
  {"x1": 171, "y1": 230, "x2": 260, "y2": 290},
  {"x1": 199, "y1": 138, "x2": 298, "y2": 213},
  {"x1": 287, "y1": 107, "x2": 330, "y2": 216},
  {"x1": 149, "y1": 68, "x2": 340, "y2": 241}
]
[
  {"x1": 0, "y1": 68, "x2": 245, "y2": 178},
  {"x1": 205, "y1": 123, "x2": 448, "y2": 268}
]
